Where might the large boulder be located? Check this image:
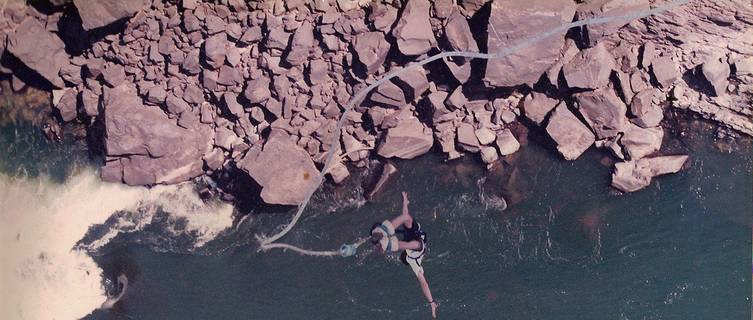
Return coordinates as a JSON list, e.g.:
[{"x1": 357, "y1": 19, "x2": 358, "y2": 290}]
[
  {"x1": 701, "y1": 56, "x2": 731, "y2": 96},
  {"x1": 445, "y1": 11, "x2": 478, "y2": 52},
  {"x1": 484, "y1": 0, "x2": 576, "y2": 87},
  {"x1": 611, "y1": 155, "x2": 688, "y2": 192},
  {"x1": 619, "y1": 123, "x2": 663, "y2": 160},
  {"x1": 237, "y1": 131, "x2": 319, "y2": 205},
  {"x1": 353, "y1": 32, "x2": 391, "y2": 73},
  {"x1": 392, "y1": 0, "x2": 437, "y2": 55},
  {"x1": 629, "y1": 89, "x2": 663, "y2": 128},
  {"x1": 574, "y1": 88, "x2": 628, "y2": 139},
  {"x1": 575, "y1": 0, "x2": 650, "y2": 47},
  {"x1": 377, "y1": 117, "x2": 434, "y2": 159},
  {"x1": 102, "y1": 85, "x2": 212, "y2": 185},
  {"x1": 6, "y1": 17, "x2": 68, "y2": 88},
  {"x1": 546, "y1": 104, "x2": 595, "y2": 160},
  {"x1": 73, "y1": 0, "x2": 148, "y2": 30},
  {"x1": 563, "y1": 43, "x2": 615, "y2": 90}
]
